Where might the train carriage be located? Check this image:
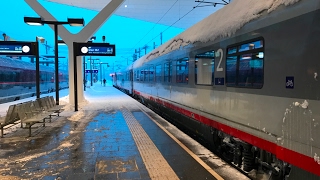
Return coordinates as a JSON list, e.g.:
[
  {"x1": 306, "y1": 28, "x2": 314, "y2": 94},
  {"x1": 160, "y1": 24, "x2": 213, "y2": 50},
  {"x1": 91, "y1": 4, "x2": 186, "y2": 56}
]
[
  {"x1": 114, "y1": 0, "x2": 320, "y2": 179},
  {"x1": 0, "y1": 56, "x2": 69, "y2": 103}
]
